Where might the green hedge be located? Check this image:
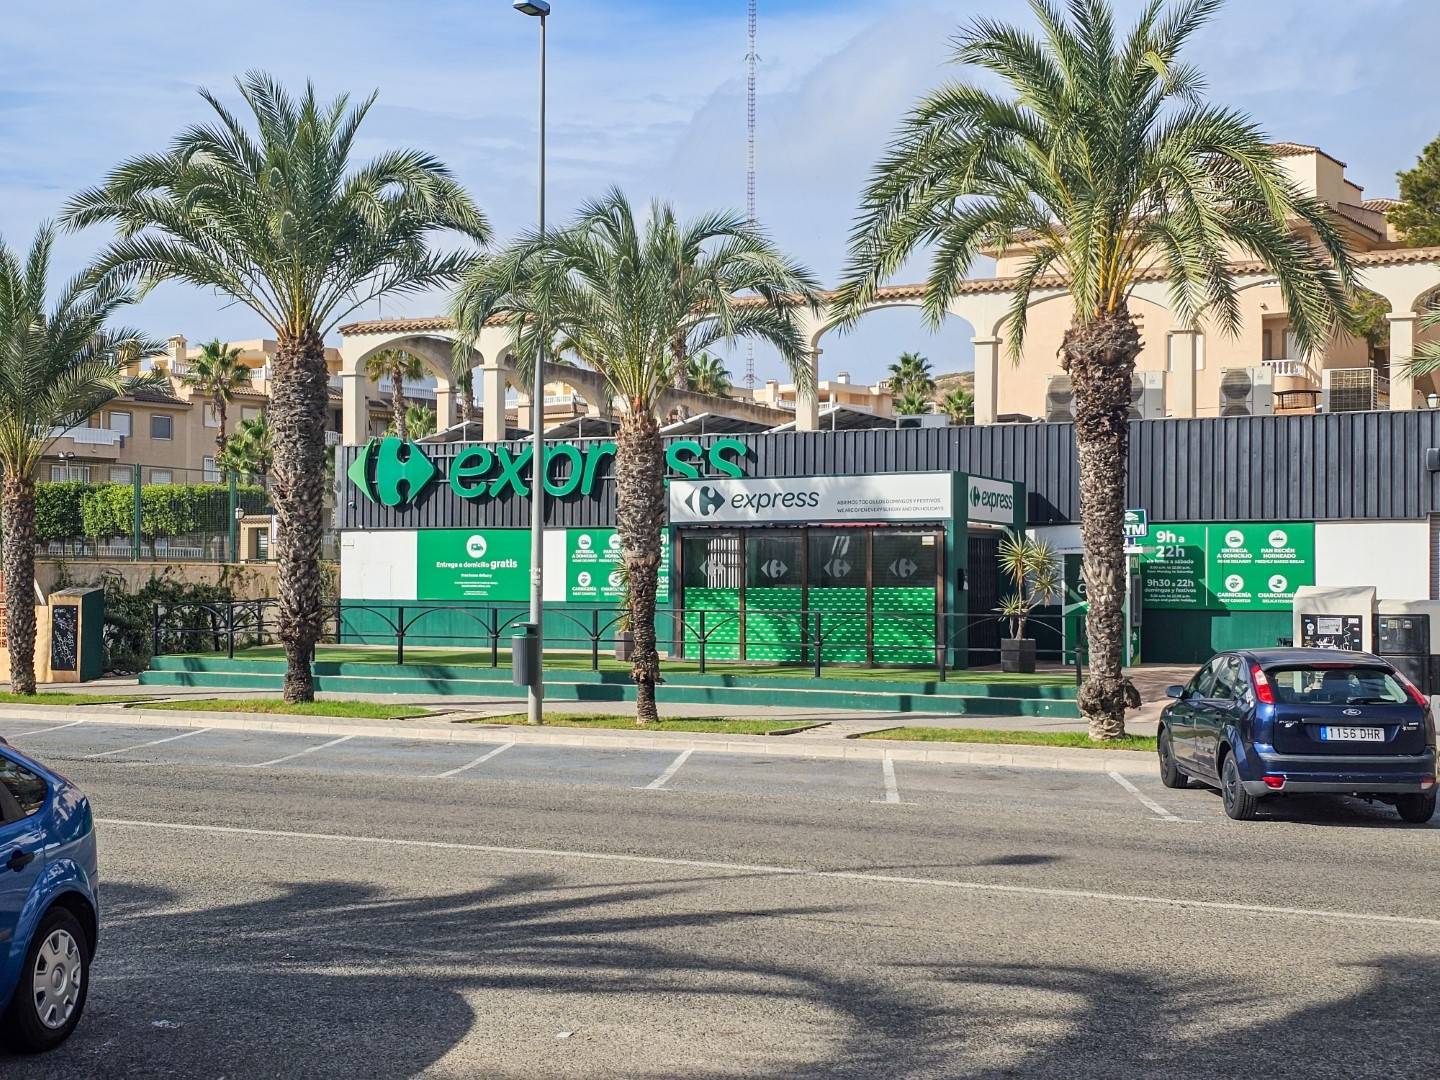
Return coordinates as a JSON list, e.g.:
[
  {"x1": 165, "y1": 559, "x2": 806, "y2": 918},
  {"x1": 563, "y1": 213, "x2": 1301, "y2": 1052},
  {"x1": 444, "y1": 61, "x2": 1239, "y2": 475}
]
[{"x1": 30, "y1": 481, "x2": 268, "y2": 542}]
